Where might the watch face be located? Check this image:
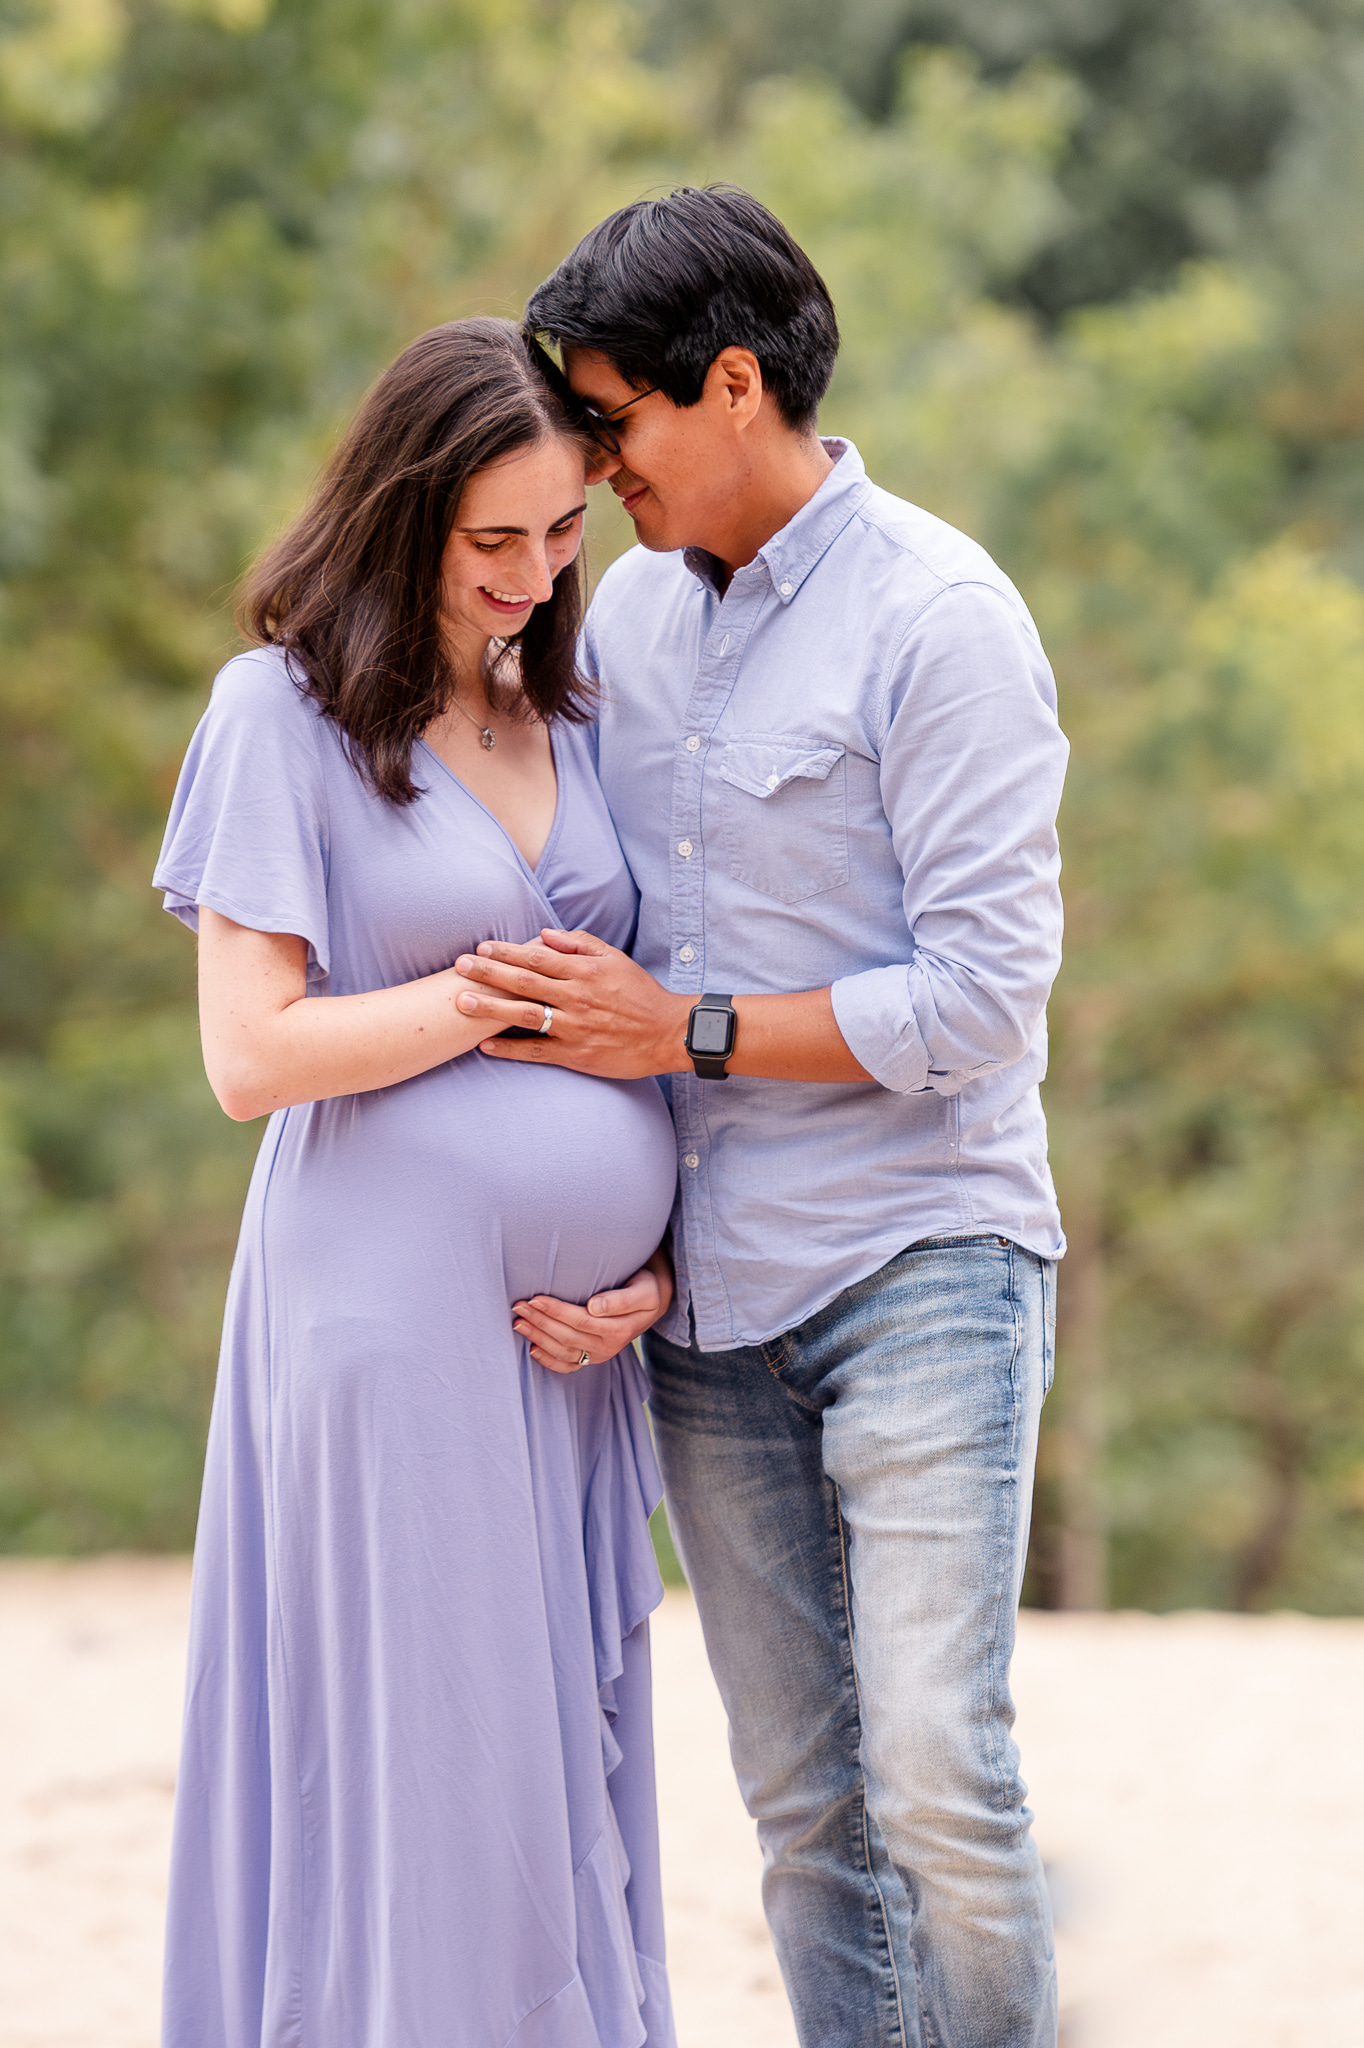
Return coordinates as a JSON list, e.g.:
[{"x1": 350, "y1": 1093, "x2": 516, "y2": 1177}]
[{"x1": 690, "y1": 1007, "x2": 733, "y2": 1057}]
